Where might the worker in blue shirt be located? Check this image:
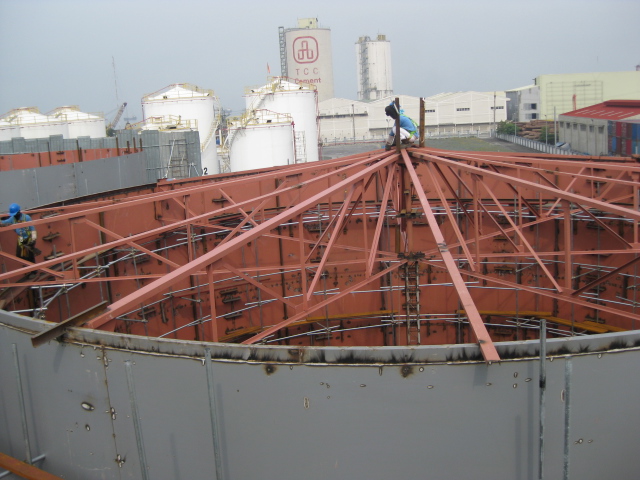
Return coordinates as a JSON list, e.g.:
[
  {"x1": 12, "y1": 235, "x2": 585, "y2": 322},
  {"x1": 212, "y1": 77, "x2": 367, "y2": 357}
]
[
  {"x1": 385, "y1": 103, "x2": 419, "y2": 150},
  {"x1": 1, "y1": 203, "x2": 38, "y2": 262}
]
